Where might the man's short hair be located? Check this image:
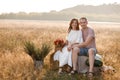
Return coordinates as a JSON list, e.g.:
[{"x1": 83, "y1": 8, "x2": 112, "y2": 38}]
[{"x1": 80, "y1": 17, "x2": 87, "y2": 21}]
